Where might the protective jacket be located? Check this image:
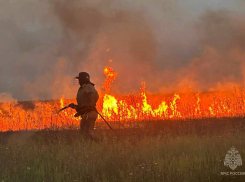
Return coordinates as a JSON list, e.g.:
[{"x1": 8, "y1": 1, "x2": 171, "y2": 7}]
[{"x1": 76, "y1": 83, "x2": 99, "y2": 118}]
